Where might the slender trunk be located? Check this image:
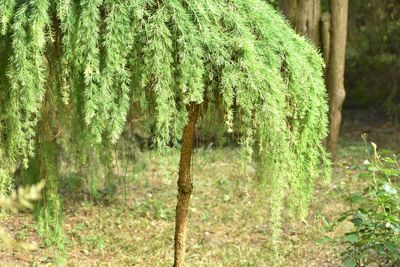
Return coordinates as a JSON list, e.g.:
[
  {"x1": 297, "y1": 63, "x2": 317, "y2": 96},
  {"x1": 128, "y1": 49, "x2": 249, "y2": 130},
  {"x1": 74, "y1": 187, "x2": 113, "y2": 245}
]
[
  {"x1": 326, "y1": 0, "x2": 348, "y2": 159},
  {"x1": 280, "y1": 0, "x2": 321, "y2": 45},
  {"x1": 174, "y1": 103, "x2": 199, "y2": 267}
]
